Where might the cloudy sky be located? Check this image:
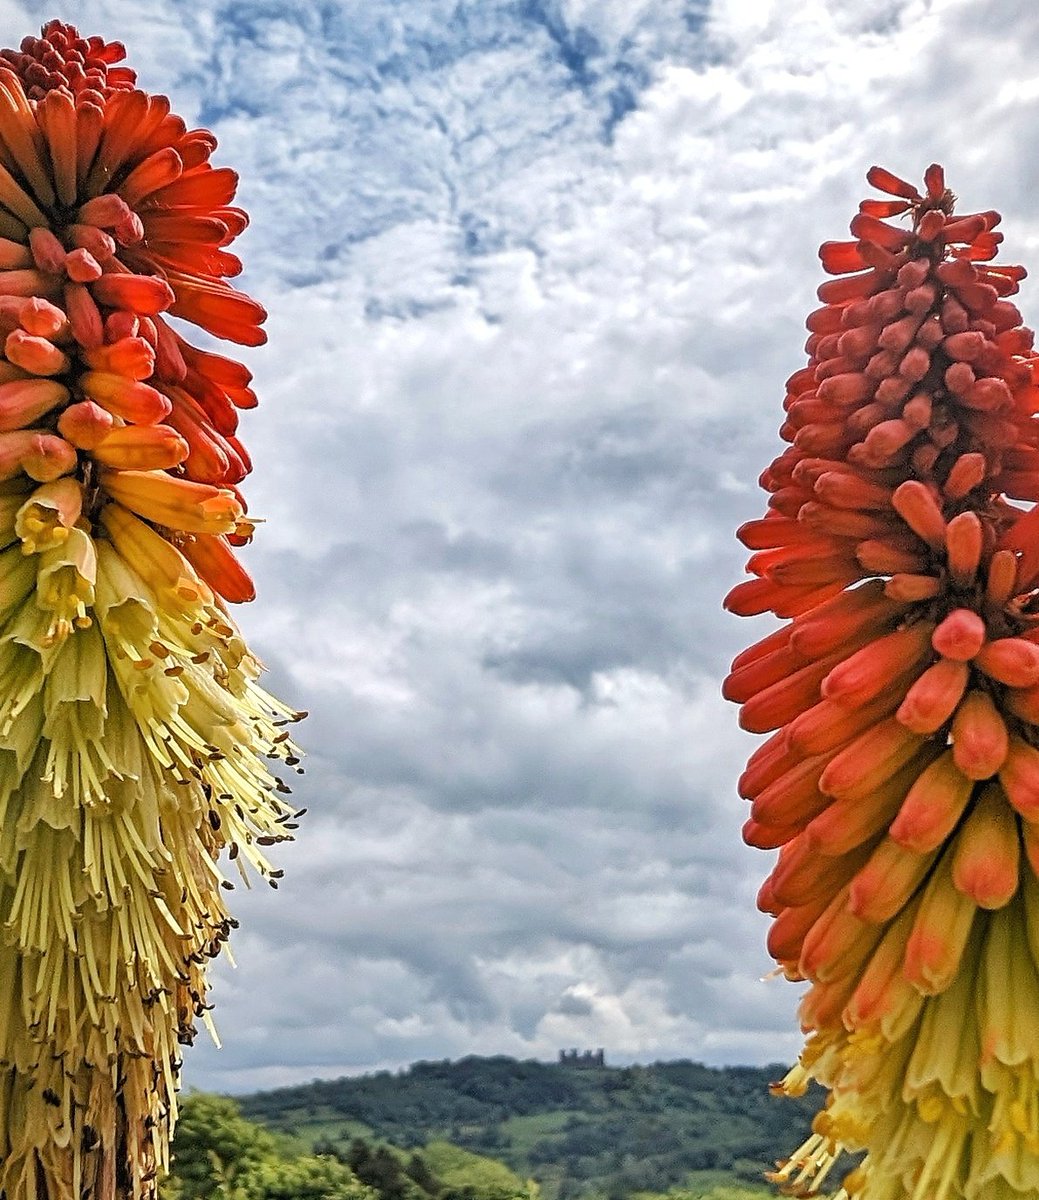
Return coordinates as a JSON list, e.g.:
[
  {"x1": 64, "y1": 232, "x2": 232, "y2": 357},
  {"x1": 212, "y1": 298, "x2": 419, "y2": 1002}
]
[{"x1": 8, "y1": 0, "x2": 1039, "y2": 1093}]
